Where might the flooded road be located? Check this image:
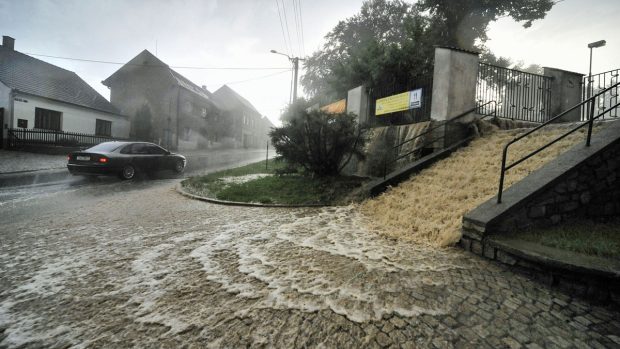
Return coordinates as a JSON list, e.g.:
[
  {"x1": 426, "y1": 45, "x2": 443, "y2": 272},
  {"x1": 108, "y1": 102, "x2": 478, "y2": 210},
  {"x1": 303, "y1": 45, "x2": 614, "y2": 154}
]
[{"x1": 1, "y1": 169, "x2": 620, "y2": 347}]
